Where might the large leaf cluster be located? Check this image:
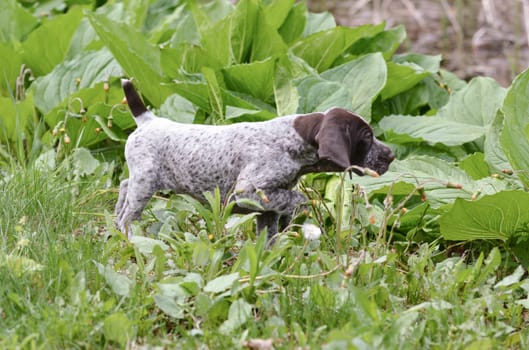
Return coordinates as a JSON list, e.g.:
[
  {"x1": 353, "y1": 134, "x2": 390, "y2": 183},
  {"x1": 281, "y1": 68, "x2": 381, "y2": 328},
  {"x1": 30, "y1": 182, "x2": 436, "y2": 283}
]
[{"x1": 1, "y1": 0, "x2": 449, "y2": 155}]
